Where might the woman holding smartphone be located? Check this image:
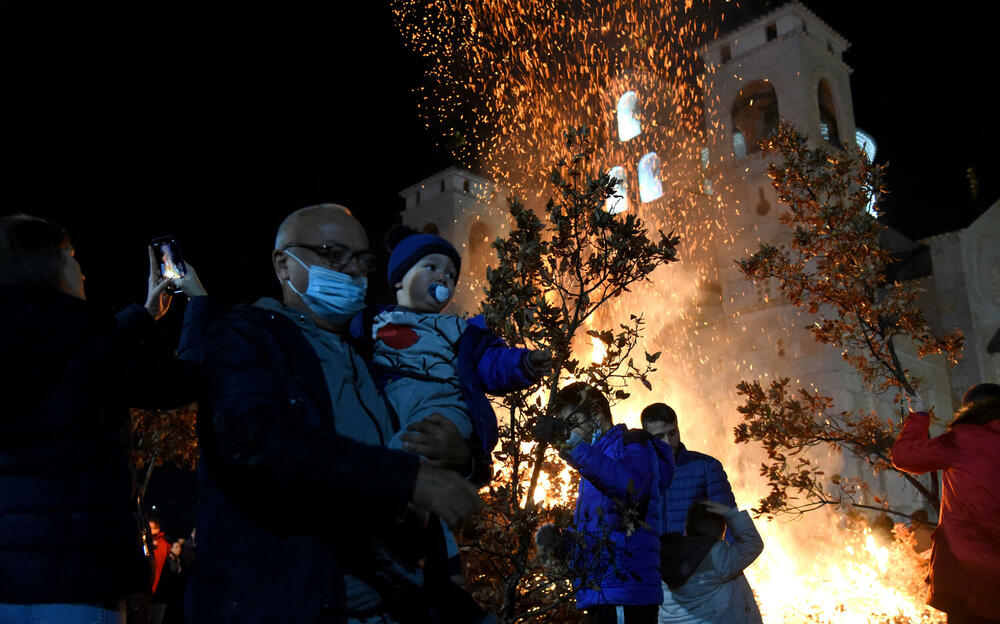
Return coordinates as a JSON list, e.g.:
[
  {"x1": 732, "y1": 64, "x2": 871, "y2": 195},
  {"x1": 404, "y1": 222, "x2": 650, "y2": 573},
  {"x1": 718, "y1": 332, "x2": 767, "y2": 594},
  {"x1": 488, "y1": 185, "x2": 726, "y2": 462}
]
[{"x1": 0, "y1": 214, "x2": 208, "y2": 623}]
